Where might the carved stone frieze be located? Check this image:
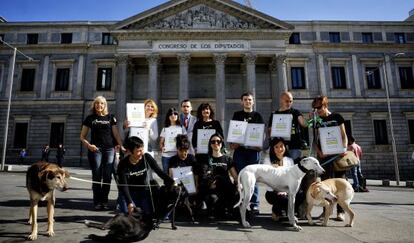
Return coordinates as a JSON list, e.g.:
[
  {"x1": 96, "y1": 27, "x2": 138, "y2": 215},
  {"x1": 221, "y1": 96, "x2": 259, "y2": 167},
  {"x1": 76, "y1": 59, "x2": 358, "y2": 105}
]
[
  {"x1": 243, "y1": 53, "x2": 257, "y2": 65},
  {"x1": 146, "y1": 54, "x2": 161, "y2": 65},
  {"x1": 177, "y1": 53, "x2": 191, "y2": 64},
  {"x1": 213, "y1": 53, "x2": 227, "y2": 65},
  {"x1": 137, "y1": 4, "x2": 257, "y2": 30},
  {"x1": 115, "y1": 54, "x2": 129, "y2": 65}
]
